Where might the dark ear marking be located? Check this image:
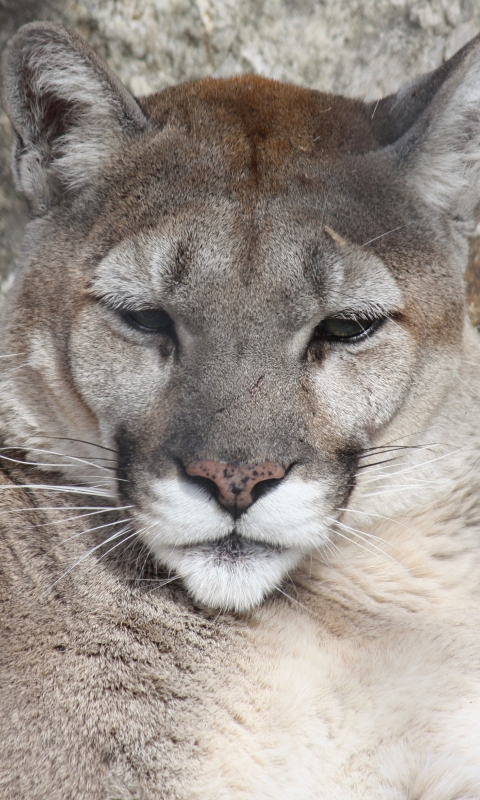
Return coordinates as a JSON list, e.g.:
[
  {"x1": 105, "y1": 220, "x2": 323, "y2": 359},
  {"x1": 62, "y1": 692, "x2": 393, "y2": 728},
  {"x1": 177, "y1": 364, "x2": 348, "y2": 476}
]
[{"x1": 0, "y1": 22, "x2": 149, "y2": 215}]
